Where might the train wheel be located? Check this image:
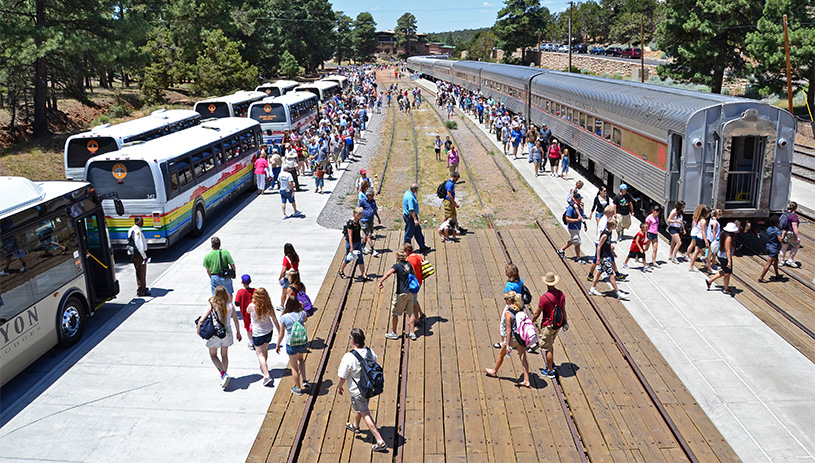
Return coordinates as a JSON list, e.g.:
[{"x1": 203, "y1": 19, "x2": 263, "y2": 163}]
[
  {"x1": 57, "y1": 296, "x2": 86, "y2": 347},
  {"x1": 192, "y1": 203, "x2": 206, "y2": 237}
]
